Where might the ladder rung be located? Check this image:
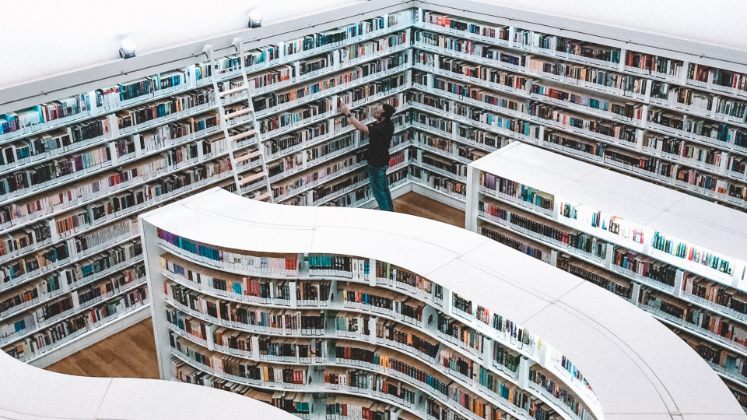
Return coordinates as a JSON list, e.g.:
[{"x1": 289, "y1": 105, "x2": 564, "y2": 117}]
[
  {"x1": 220, "y1": 86, "x2": 246, "y2": 97},
  {"x1": 230, "y1": 129, "x2": 256, "y2": 142},
  {"x1": 239, "y1": 172, "x2": 264, "y2": 185},
  {"x1": 225, "y1": 108, "x2": 251, "y2": 119},
  {"x1": 235, "y1": 151, "x2": 260, "y2": 163}
]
